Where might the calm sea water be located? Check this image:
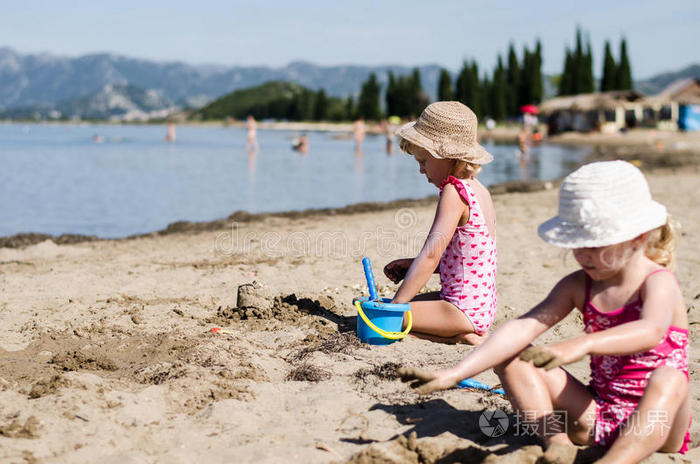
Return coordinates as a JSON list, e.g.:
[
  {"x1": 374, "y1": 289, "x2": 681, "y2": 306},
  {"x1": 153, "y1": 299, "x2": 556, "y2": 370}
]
[{"x1": 0, "y1": 123, "x2": 588, "y2": 238}]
